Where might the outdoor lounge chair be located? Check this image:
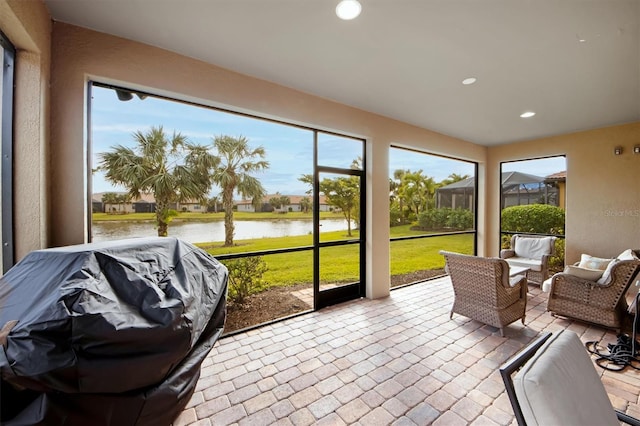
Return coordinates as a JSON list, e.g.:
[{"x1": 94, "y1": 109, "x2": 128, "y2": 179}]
[
  {"x1": 546, "y1": 250, "x2": 640, "y2": 330},
  {"x1": 440, "y1": 250, "x2": 527, "y2": 337},
  {"x1": 500, "y1": 330, "x2": 640, "y2": 426},
  {"x1": 500, "y1": 234, "x2": 556, "y2": 285}
]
